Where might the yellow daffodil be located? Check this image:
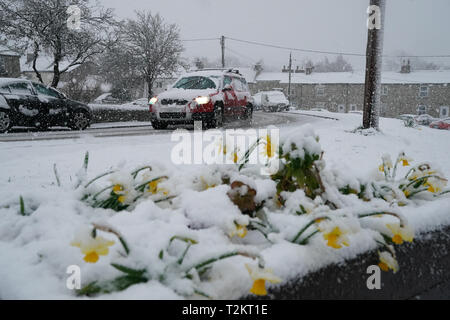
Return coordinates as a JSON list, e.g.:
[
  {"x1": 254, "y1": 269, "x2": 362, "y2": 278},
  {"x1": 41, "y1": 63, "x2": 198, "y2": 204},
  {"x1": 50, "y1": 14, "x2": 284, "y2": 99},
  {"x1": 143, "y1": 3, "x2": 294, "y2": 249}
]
[
  {"x1": 386, "y1": 223, "x2": 414, "y2": 245},
  {"x1": 229, "y1": 224, "x2": 248, "y2": 238},
  {"x1": 322, "y1": 226, "x2": 350, "y2": 249},
  {"x1": 113, "y1": 184, "x2": 124, "y2": 194},
  {"x1": 245, "y1": 264, "x2": 282, "y2": 296},
  {"x1": 71, "y1": 235, "x2": 115, "y2": 264},
  {"x1": 261, "y1": 135, "x2": 277, "y2": 159},
  {"x1": 218, "y1": 143, "x2": 228, "y2": 155},
  {"x1": 378, "y1": 165, "x2": 385, "y2": 172},
  {"x1": 232, "y1": 151, "x2": 239, "y2": 164},
  {"x1": 148, "y1": 179, "x2": 160, "y2": 194},
  {"x1": 397, "y1": 153, "x2": 412, "y2": 167},
  {"x1": 424, "y1": 177, "x2": 446, "y2": 194},
  {"x1": 378, "y1": 251, "x2": 399, "y2": 273},
  {"x1": 118, "y1": 195, "x2": 126, "y2": 203},
  {"x1": 403, "y1": 189, "x2": 410, "y2": 198},
  {"x1": 147, "y1": 179, "x2": 169, "y2": 196},
  {"x1": 200, "y1": 176, "x2": 217, "y2": 190}
]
